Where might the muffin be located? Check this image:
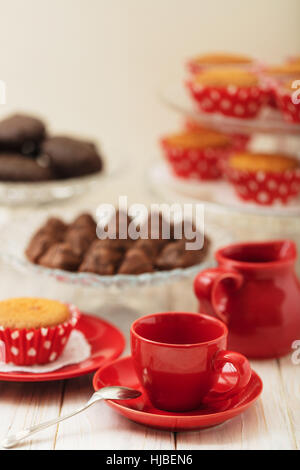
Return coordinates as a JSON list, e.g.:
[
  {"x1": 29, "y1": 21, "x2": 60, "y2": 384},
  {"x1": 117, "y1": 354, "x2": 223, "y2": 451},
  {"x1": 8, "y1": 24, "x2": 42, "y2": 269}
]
[
  {"x1": 187, "y1": 67, "x2": 268, "y2": 118},
  {"x1": 265, "y1": 63, "x2": 300, "y2": 81},
  {"x1": 226, "y1": 152, "x2": 300, "y2": 205},
  {"x1": 275, "y1": 80, "x2": 300, "y2": 124},
  {"x1": 184, "y1": 118, "x2": 250, "y2": 152},
  {"x1": 187, "y1": 52, "x2": 253, "y2": 75},
  {"x1": 261, "y1": 63, "x2": 300, "y2": 108},
  {"x1": 287, "y1": 56, "x2": 300, "y2": 66},
  {"x1": 0, "y1": 298, "x2": 80, "y2": 365},
  {"x1": 160, "y1": 130, "x2": 232, "y2": 180}
]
